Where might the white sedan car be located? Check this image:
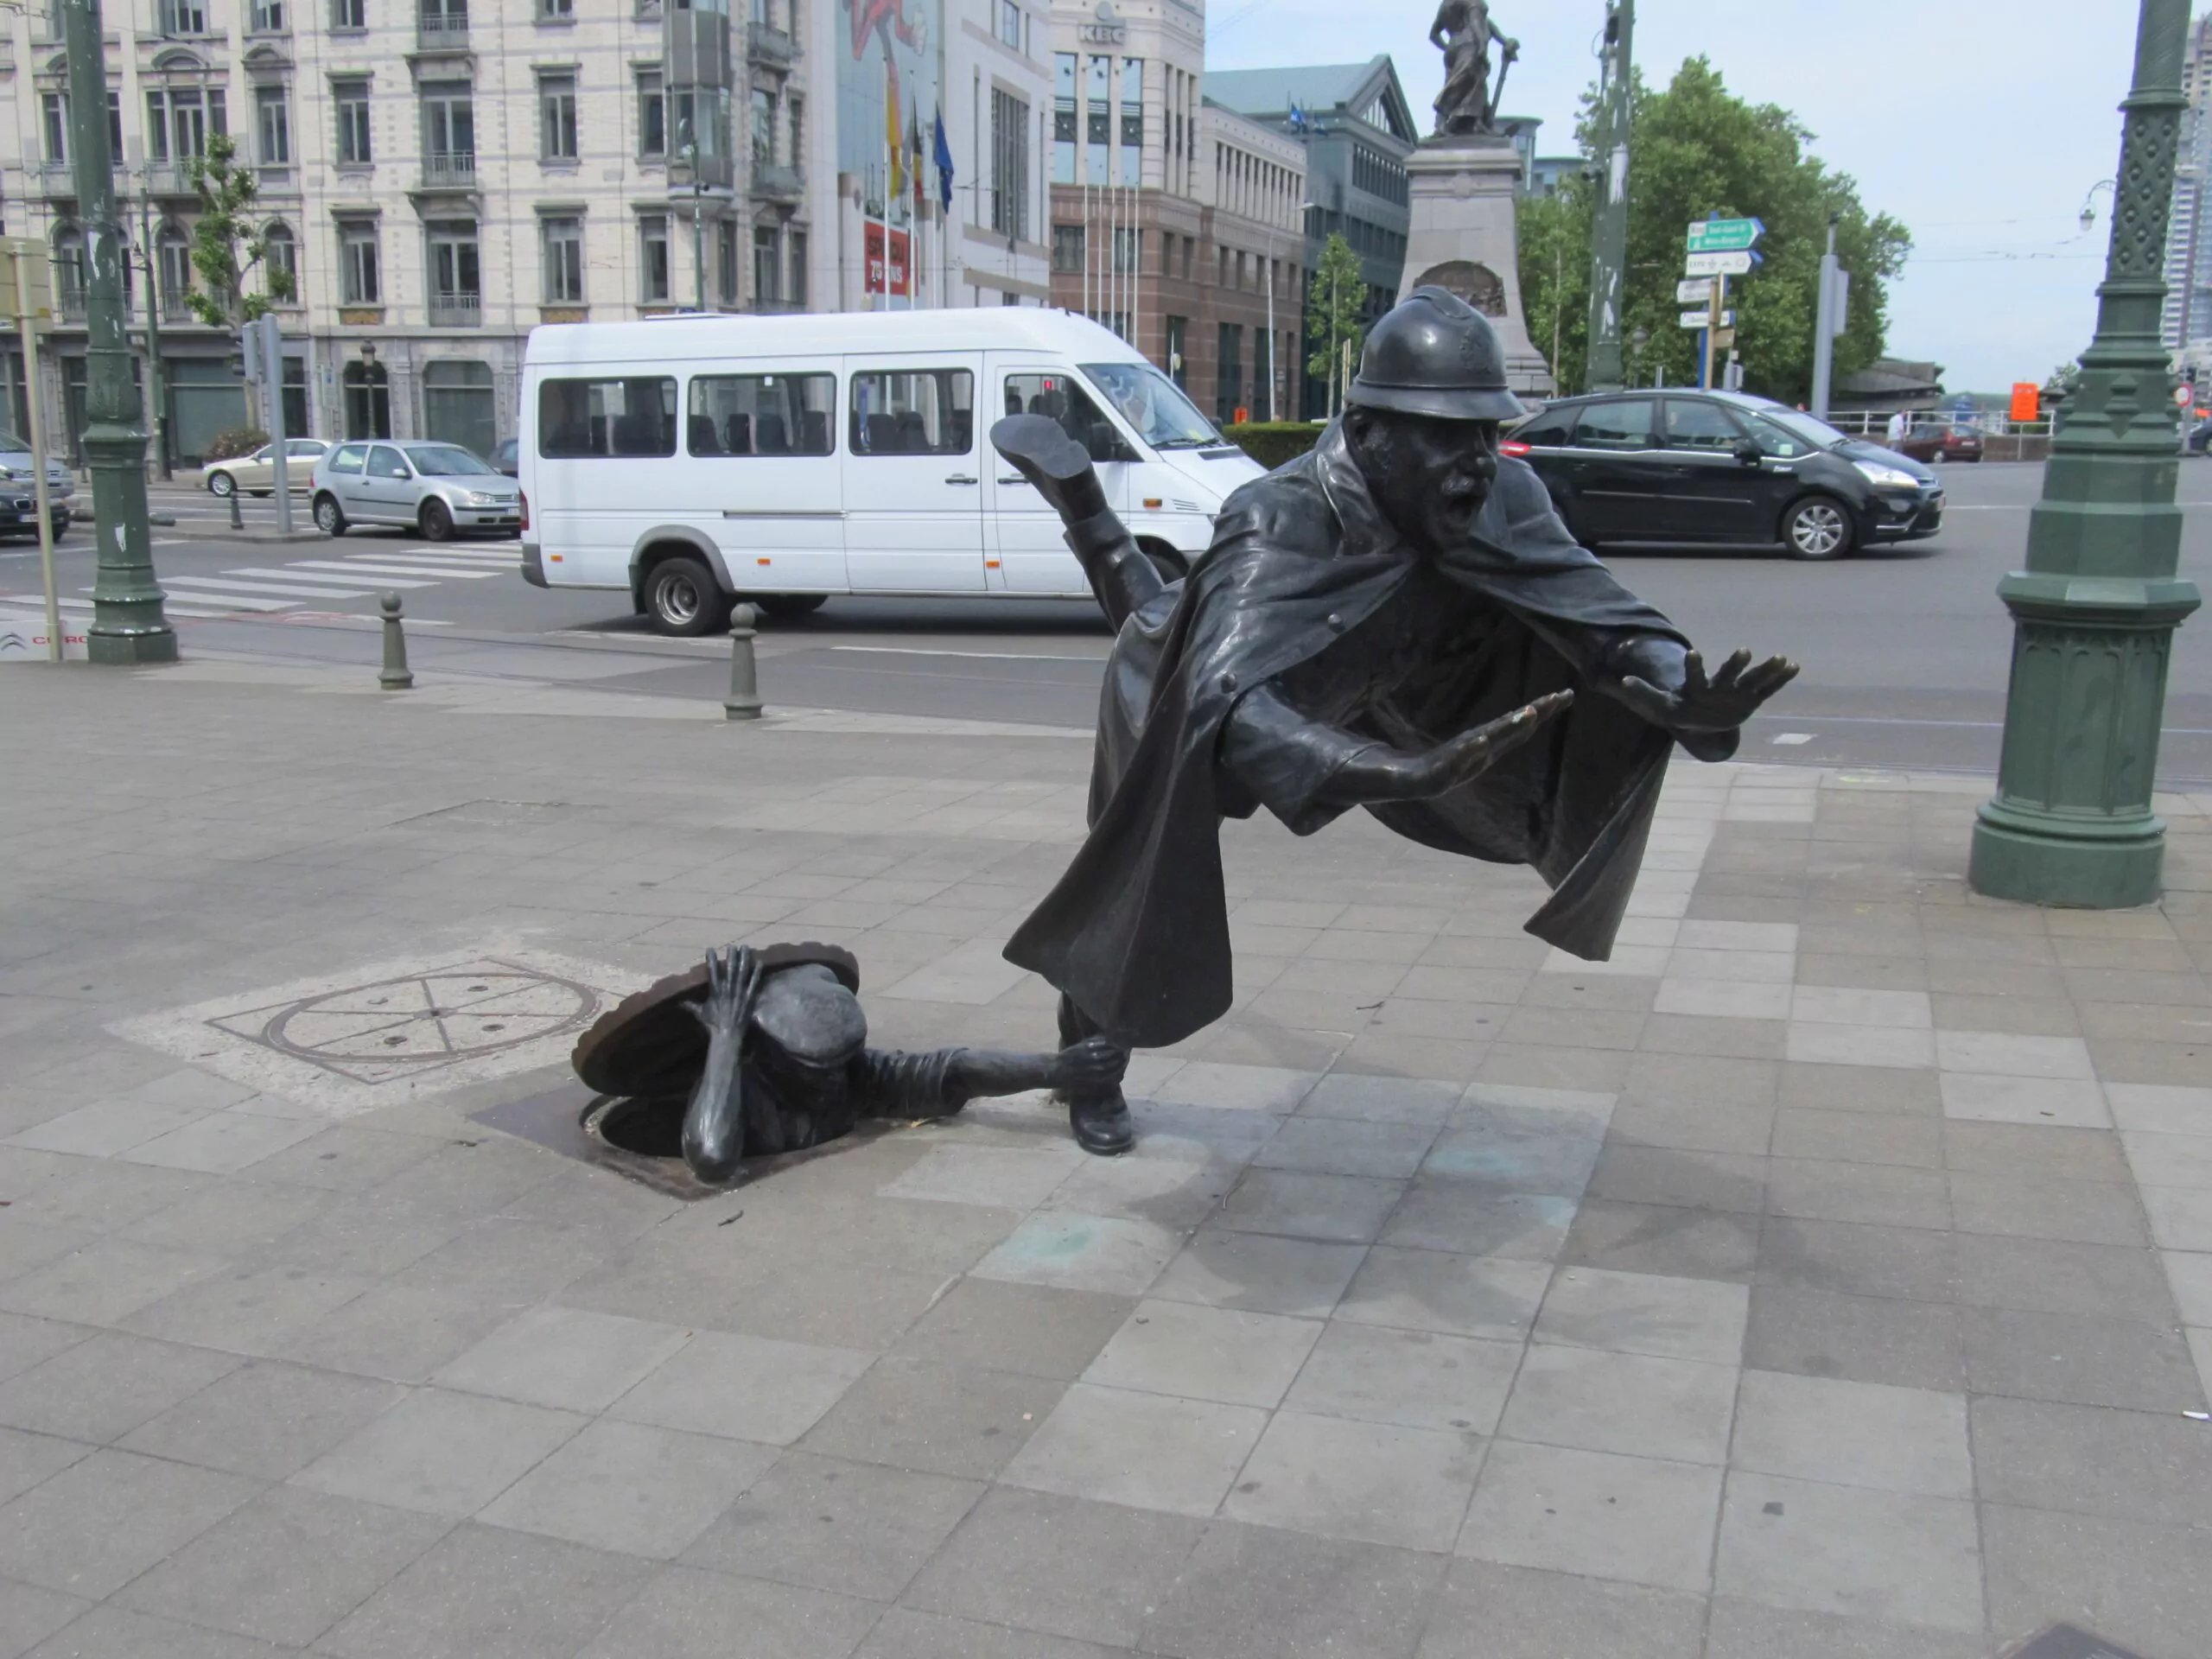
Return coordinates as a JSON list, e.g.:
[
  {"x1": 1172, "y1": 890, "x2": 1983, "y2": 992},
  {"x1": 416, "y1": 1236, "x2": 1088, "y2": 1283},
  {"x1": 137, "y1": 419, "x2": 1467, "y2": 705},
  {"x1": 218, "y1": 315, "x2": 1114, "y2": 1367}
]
[{"x1": 206, "y1": 438, "x2": 331, "y2": 498}]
